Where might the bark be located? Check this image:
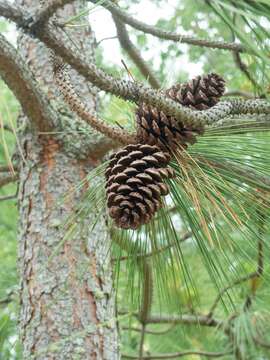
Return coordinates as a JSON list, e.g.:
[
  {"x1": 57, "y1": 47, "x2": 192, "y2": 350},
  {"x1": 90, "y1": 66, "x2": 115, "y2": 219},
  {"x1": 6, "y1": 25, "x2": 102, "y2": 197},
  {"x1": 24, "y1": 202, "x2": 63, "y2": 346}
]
[{"x1": 16, "y1": 0, "x2": 119, "y2": 358}]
